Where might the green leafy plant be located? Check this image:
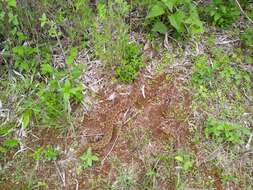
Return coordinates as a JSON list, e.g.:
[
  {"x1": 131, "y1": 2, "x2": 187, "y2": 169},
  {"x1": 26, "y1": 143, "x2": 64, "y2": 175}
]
[
  {"x1": 115, "y1": 43, "x2": 143, "y2": 82},
  {"x1": 205, "y1": 118, "x2": 250, "y2": 144},
  {"x1": 192, "y1": 49, "x2": 251, "y2": 89},
  {"x1": 79, "y1": 147, "x2": 99, "y2": 169},
  {"x1": 0, "y1": 138, "x2": 19, "y2": 153},
  {"x1": 145, "y1": 0, "x2": 204, "y2": 36},
  {"x1": 32, "y1": 146, "x2": 60, "y2": 161},
  {"x1": 175, "y1": 151, "x2": 193, "y2": 172},
  {"x1": 240, "y1": 27, "x2": 253, "y2": 47},
  {"x1": 32, "y1": 147, "x2": 44, "y2": 161},
  {"x1": 93, "y1": 0, "x2": 143, "y2": 82},
  {"x1": 0, "y1": 123, "x2": 19, "y2": 153},
  {"x1": 206, "y1": 0, "x2": 240, "y2": 28},
  {"x1": 43, "y1": 146, "x2": 60, "y2": 161}
]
